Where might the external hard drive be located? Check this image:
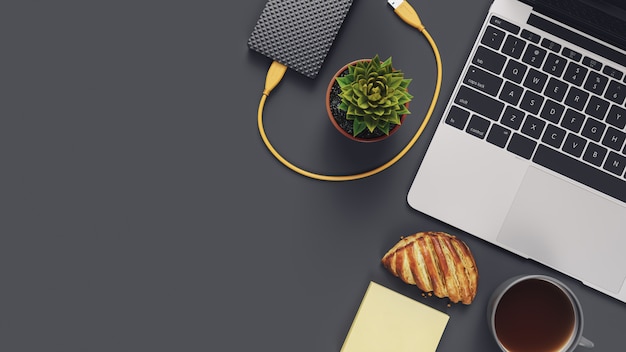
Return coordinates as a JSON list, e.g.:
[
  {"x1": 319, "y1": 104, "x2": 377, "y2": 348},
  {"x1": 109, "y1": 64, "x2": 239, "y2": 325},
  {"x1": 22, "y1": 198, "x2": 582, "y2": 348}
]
[{"x1": 248, "y1": 0, "x2": 354, "y2": 79}]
